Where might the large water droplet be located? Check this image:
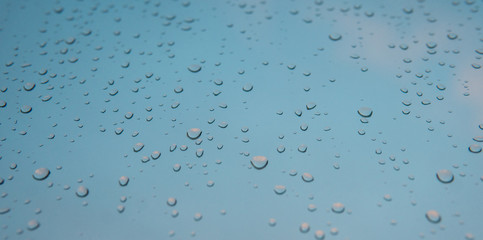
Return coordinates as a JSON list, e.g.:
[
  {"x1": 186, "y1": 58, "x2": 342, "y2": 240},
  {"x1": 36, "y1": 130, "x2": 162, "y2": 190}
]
[
  {"x1": 187, "y1": 128, "x2": 202, "y2": 140},
  {"x1": 251, "y1": 156, "x2": 268, "y2": 169},
  {"x1": 331, "y1": 202, "x2": 345, "y2": 213},
  {"x1": 329, "y1": 33, "x2": 342, "y2": 41},
  {"x1": 167, "y1": 197, "x2": 177, "y2": 206},
  {"x1": 314, "y1": 230, "x2": 325, "y2": 239},
  {"x1": 300, "y1": 222, "x2": 310, "y2": 233},
  {"x1": 119, "y1": 176, "x2": 129, "y2": 186},
  {"x1": 27, "y1": 220, "x2": 40, "y2": 231},
  {"x1": 20, "y1": 105, "x2": 32, "y2": 113},
  {"x1": 242, "y1": 83, "x2": 253, "y2": 92},
  {"x1": 358, "y1": 107, "x2": 373, "y2": 117},
  {"x1": 436, "y1": 169, "x2": 454, "y2": 183},
  {"x1": 301, "y1": 173, "x2": 314, "y2": 182},
  {"x1": 187, "y1": 64, "x2": 201, "y2": 73},
  {"x1": 33, "y1": 168, "x2": 50, "y2": 180},
  {"x1": 133, "y1": 143, "x2": 144, "y2": 152},
  {"x1": 23, "y1": 83, "x2": 36, "y2": 91},
  {"x1": 468, "y1": 144, "x2": 482, "y2": 153},
  {"x1": 274, "y1": 185, "x2": 286, "y2": 195},
  {"x1": 76, "y1": 186, "x2": 89, "y2": 198},
  {"x1": 425, "y1": 210, "x2": 441, "y2": 223}
]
